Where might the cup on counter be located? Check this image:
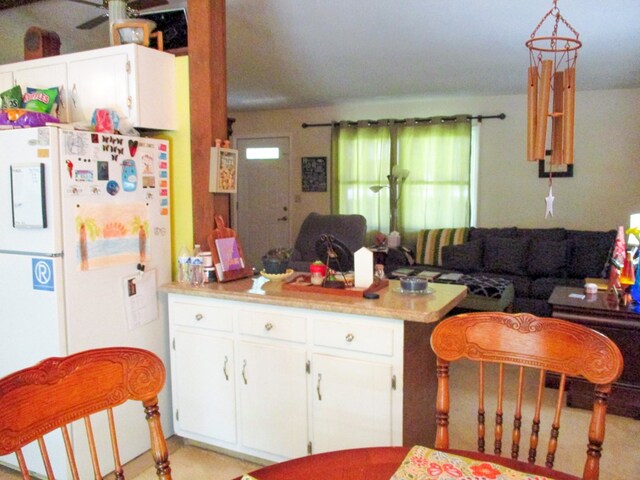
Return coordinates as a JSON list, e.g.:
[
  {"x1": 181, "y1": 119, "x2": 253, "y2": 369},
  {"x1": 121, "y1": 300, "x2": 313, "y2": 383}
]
[
  {"x1": 309, "y1": 261, "x2": 327, "y2": 285},
  {"x1": 200, "y1": 251, "x2": 213, "y2": 268},
  {"x1": 584, "y1": 283, "x2": 598, "y2": 295}
]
